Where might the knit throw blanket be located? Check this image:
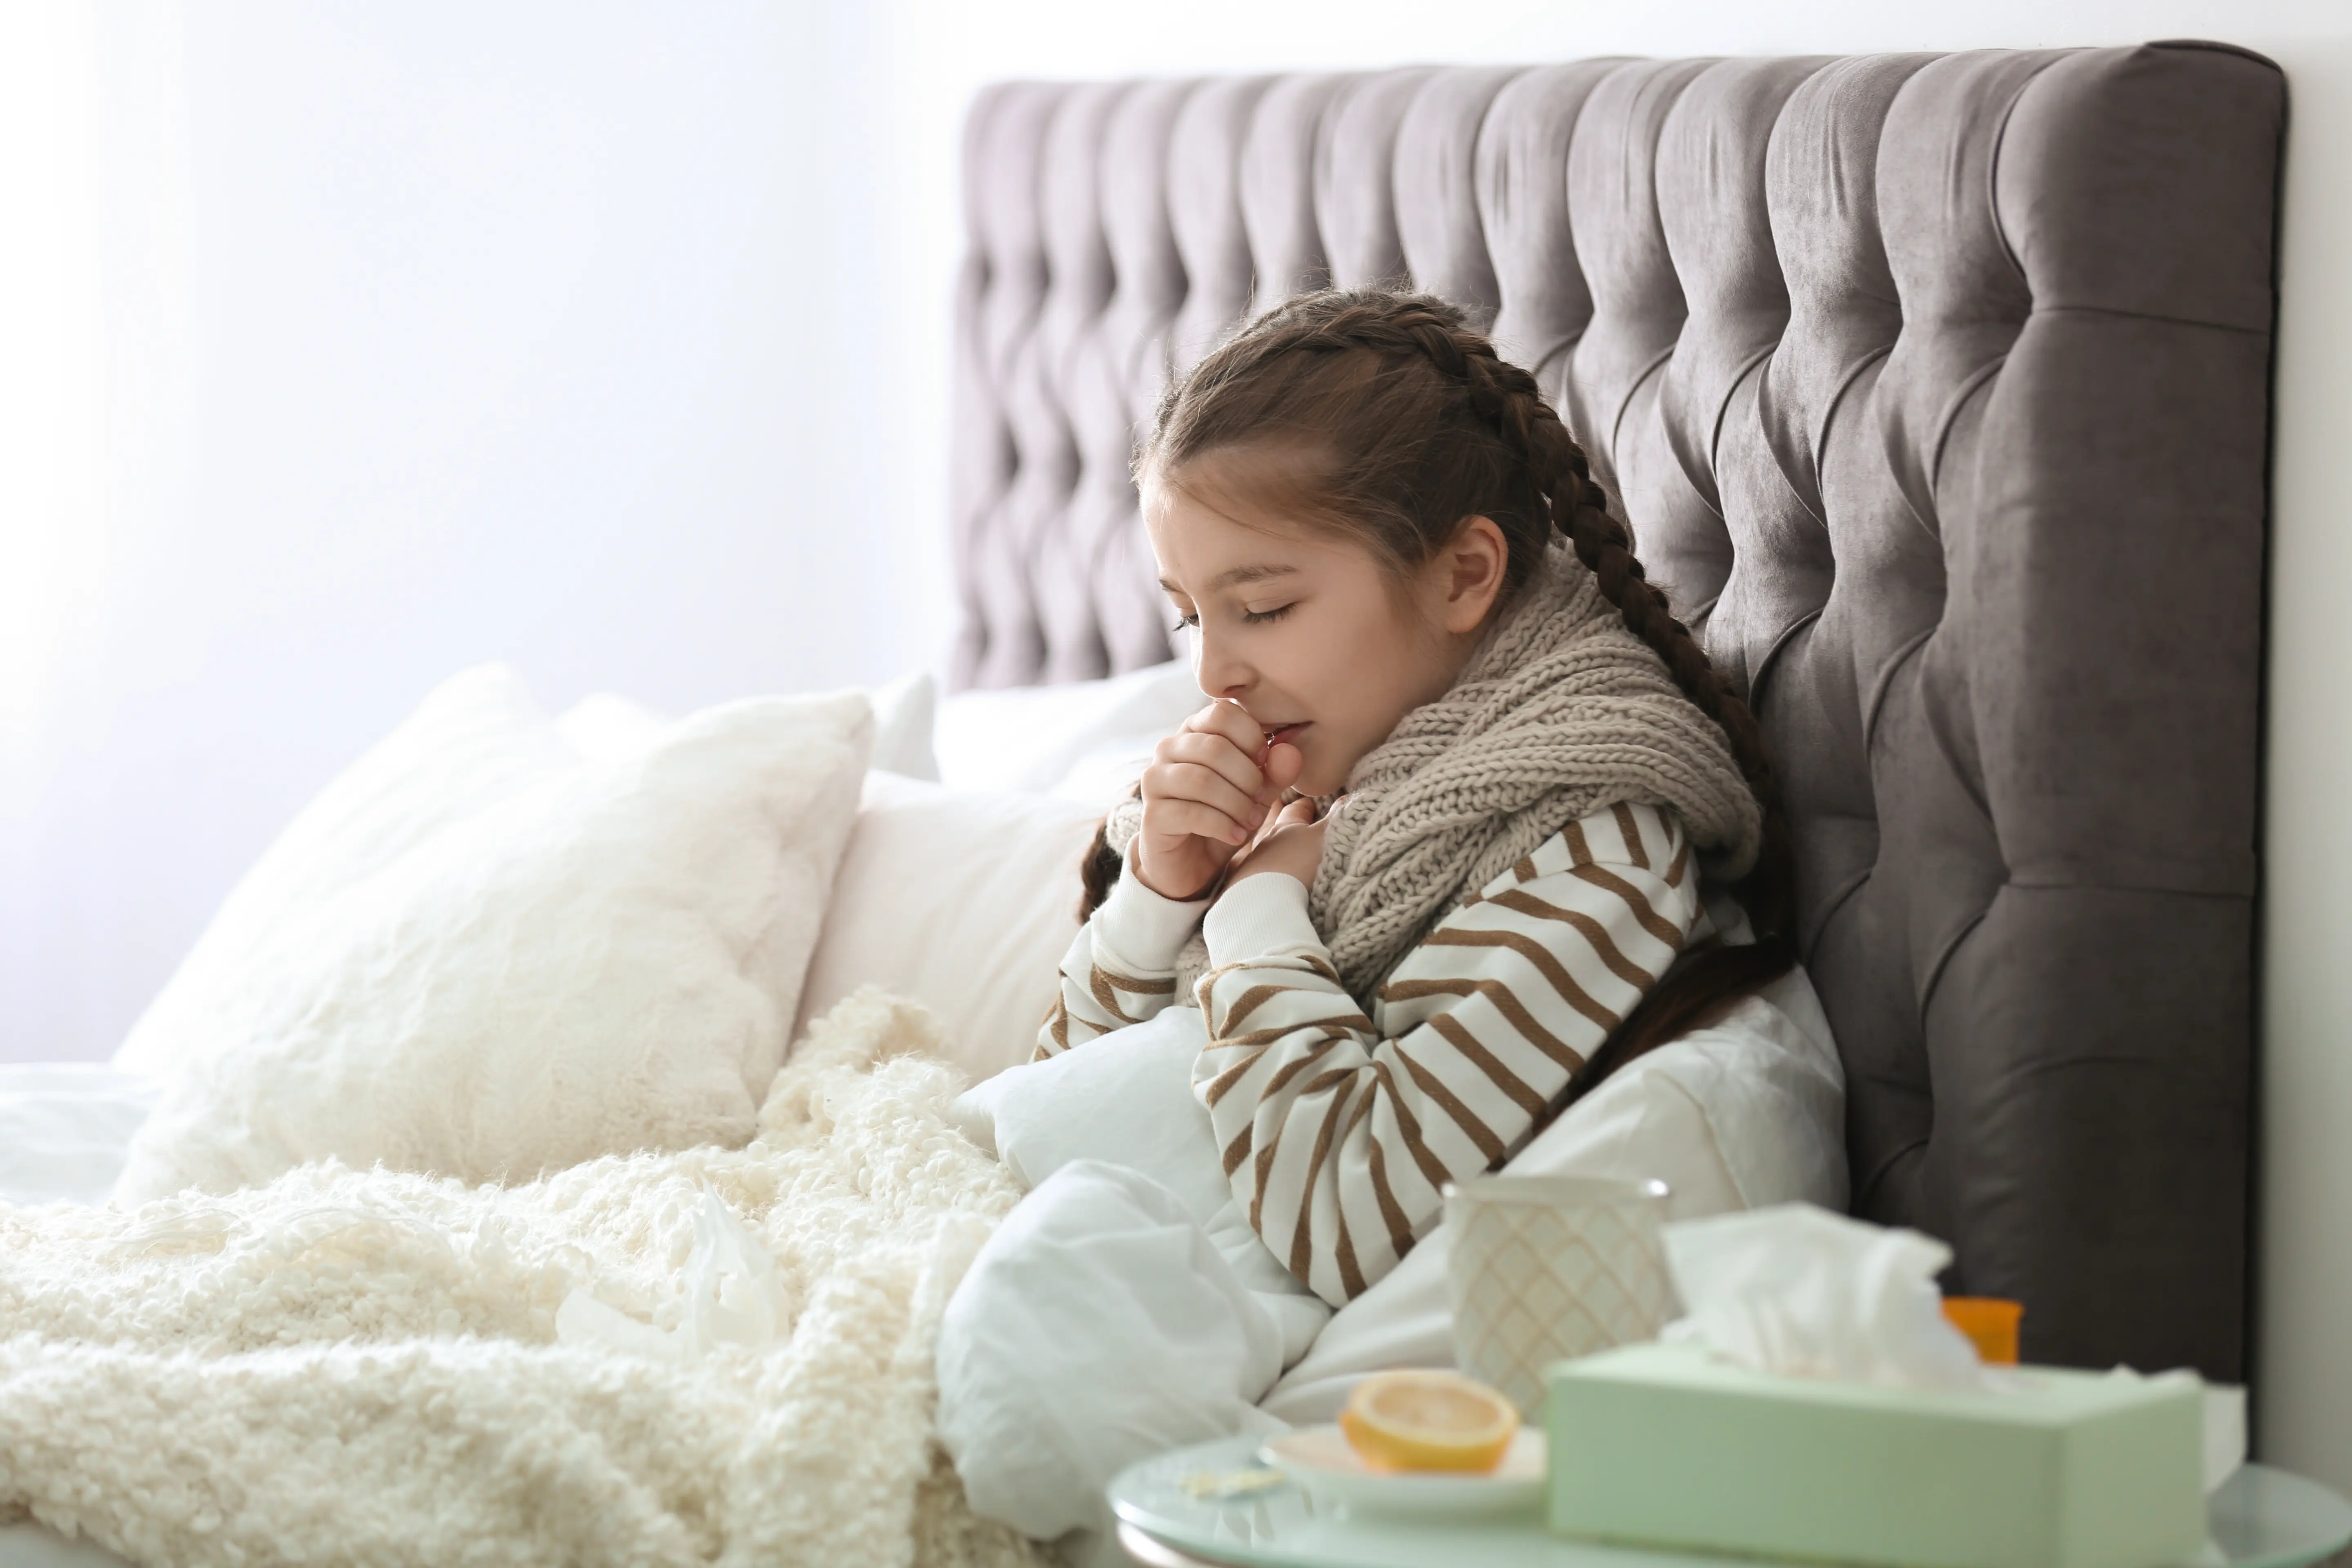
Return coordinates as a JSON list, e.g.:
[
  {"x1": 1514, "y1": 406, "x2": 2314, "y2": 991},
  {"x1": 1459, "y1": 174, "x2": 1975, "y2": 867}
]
[
  {"x1": 1111, "y1": 539, "x2": 1761, "y2": 1004},
  {"x1": 0, "y1": 991, "x2": 1046, "y2": 1568}
]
